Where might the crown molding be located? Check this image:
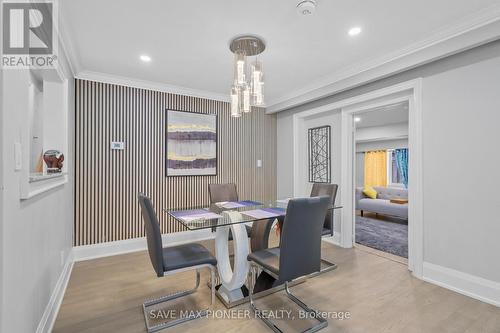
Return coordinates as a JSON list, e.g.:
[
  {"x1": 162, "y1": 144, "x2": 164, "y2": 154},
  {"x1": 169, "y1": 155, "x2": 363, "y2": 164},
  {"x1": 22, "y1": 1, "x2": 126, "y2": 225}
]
[
  {"x1": 57, "y1": 13, "x2": 82, "y2": 77},
  {"x1": 266, "y1": 3, "x2": 500, "y2": 113},
  {"x1": 75, "y1": 70, "x2": 231, "y2": 102}
]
